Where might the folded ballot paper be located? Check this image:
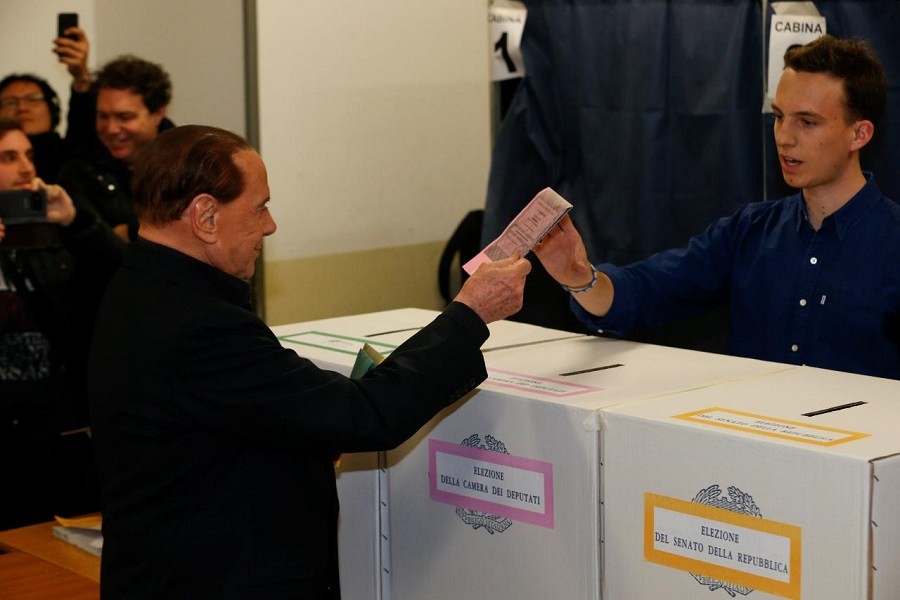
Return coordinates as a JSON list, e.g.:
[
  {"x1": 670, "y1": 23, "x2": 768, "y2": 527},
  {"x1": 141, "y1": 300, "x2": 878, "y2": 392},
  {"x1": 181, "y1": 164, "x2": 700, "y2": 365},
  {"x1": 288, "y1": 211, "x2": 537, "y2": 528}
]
[
  {"x1": 52, "y1": 514, "x2": 103, "y2": 556},
  {"x1": 463, "y1": 187, "x2": 572, "y2": 275},
  {"x1": 331, "y1": 343, "x2": 388, "y2": 467},
  {"x1": 350, "y1": 343, "x2": 386, "y2": 379}
]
